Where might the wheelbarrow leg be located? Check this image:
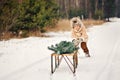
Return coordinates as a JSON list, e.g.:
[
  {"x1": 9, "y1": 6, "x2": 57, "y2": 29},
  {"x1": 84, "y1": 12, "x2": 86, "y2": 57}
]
[
  {"x1": 73, "y1": 55, "x2": 76, "y2": 73},
  {"x1": 55, "y1": 55, "x2": 60, "y2": 68},
  {"x1": 51, "y1": 55, "x2": 53, "y2": 74},
  {"x1": 55, "y1": 56, "x2": 57, "y2": 68},
  {"x1": 75, "y1": 53, "x2": 78, "y2": 68}
]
